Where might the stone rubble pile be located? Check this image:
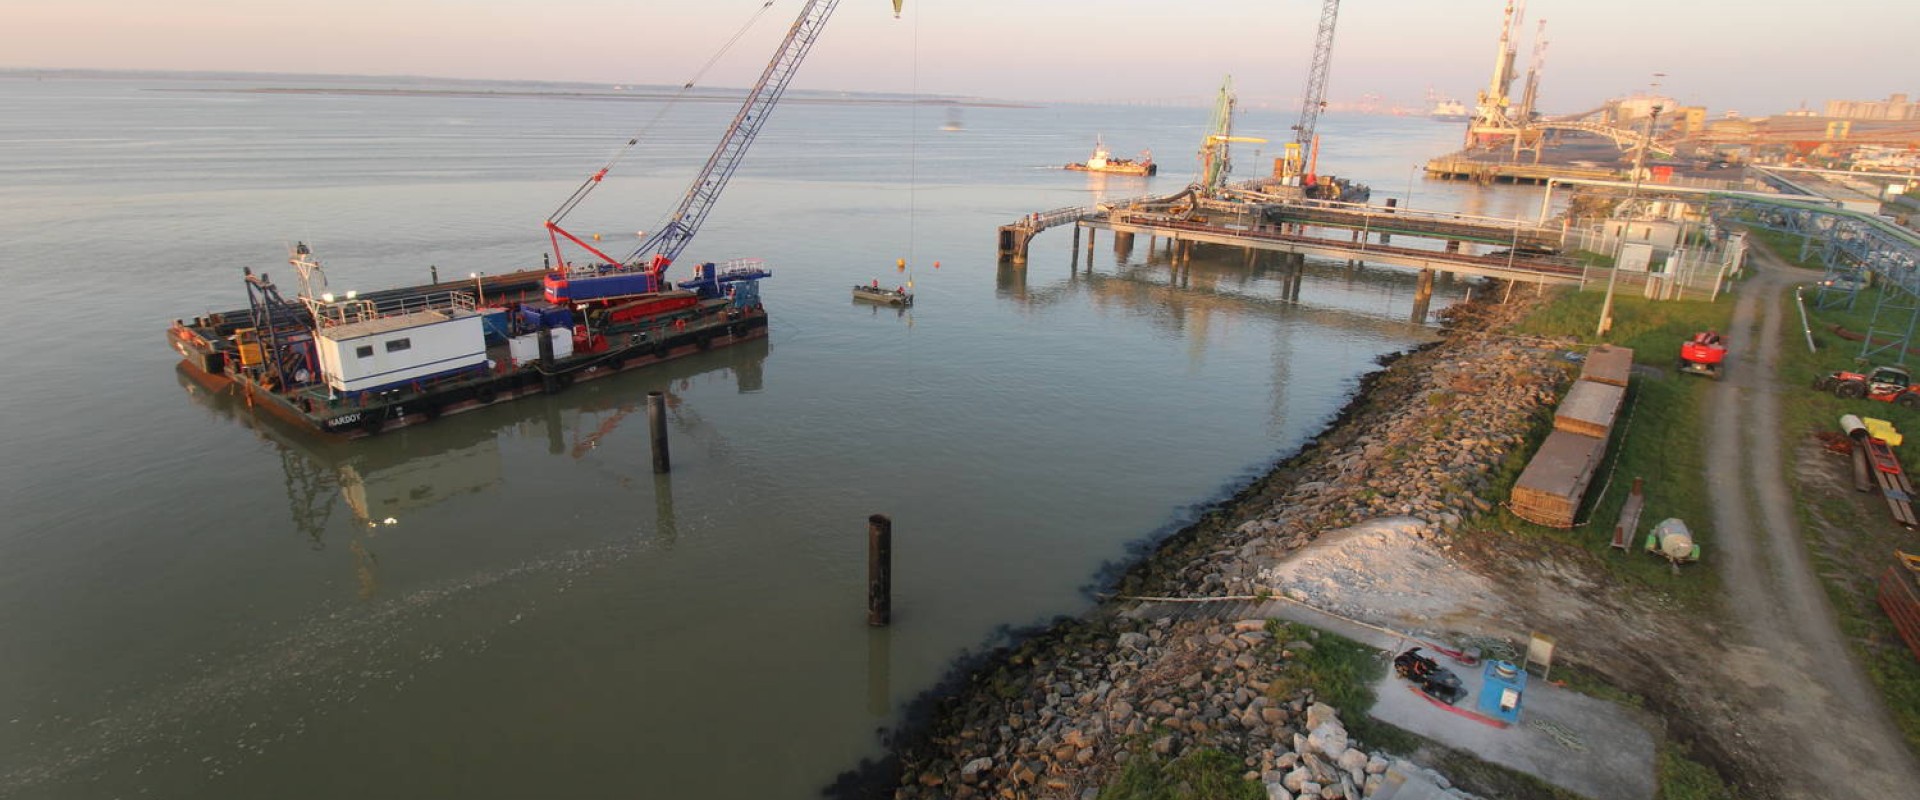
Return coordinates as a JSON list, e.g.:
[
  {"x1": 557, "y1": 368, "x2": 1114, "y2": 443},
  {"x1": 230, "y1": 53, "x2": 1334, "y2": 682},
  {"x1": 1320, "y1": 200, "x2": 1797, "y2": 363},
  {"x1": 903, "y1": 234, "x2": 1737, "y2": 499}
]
[
  {"x1": 894, "y1": 295, "x2": 1570, "y2": 799},
  {"x1": 896, "y1": 615, "x2": 1478, "y2": 800}
]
